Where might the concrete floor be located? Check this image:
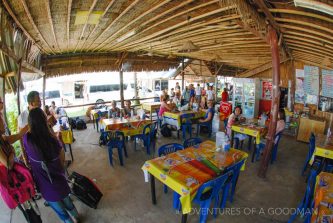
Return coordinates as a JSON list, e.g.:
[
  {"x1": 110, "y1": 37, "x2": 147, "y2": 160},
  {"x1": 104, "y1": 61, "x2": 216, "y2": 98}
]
[{"x1": 0, "y1": 122, "x2": 308, "y2": 223}]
